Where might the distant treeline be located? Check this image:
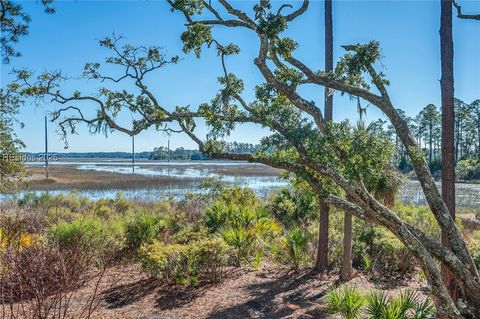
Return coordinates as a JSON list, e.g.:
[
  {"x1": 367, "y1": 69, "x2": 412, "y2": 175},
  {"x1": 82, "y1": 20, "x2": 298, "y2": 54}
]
[
  {"x1": 149, "y1": 143, "x2": 259, "y2": 160},
  {"x1": 148, "y1": 147, "x2": 208, "y2": 160},
  {"x1": 22, "y1": 152, "x2": 152, "y2": 159},
  {"x1": 22, "y1": 143, "x2": 260, "y2": 161},
  {"x1": 369, "y1": 98, "x2": 480, "y2": 181}
]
